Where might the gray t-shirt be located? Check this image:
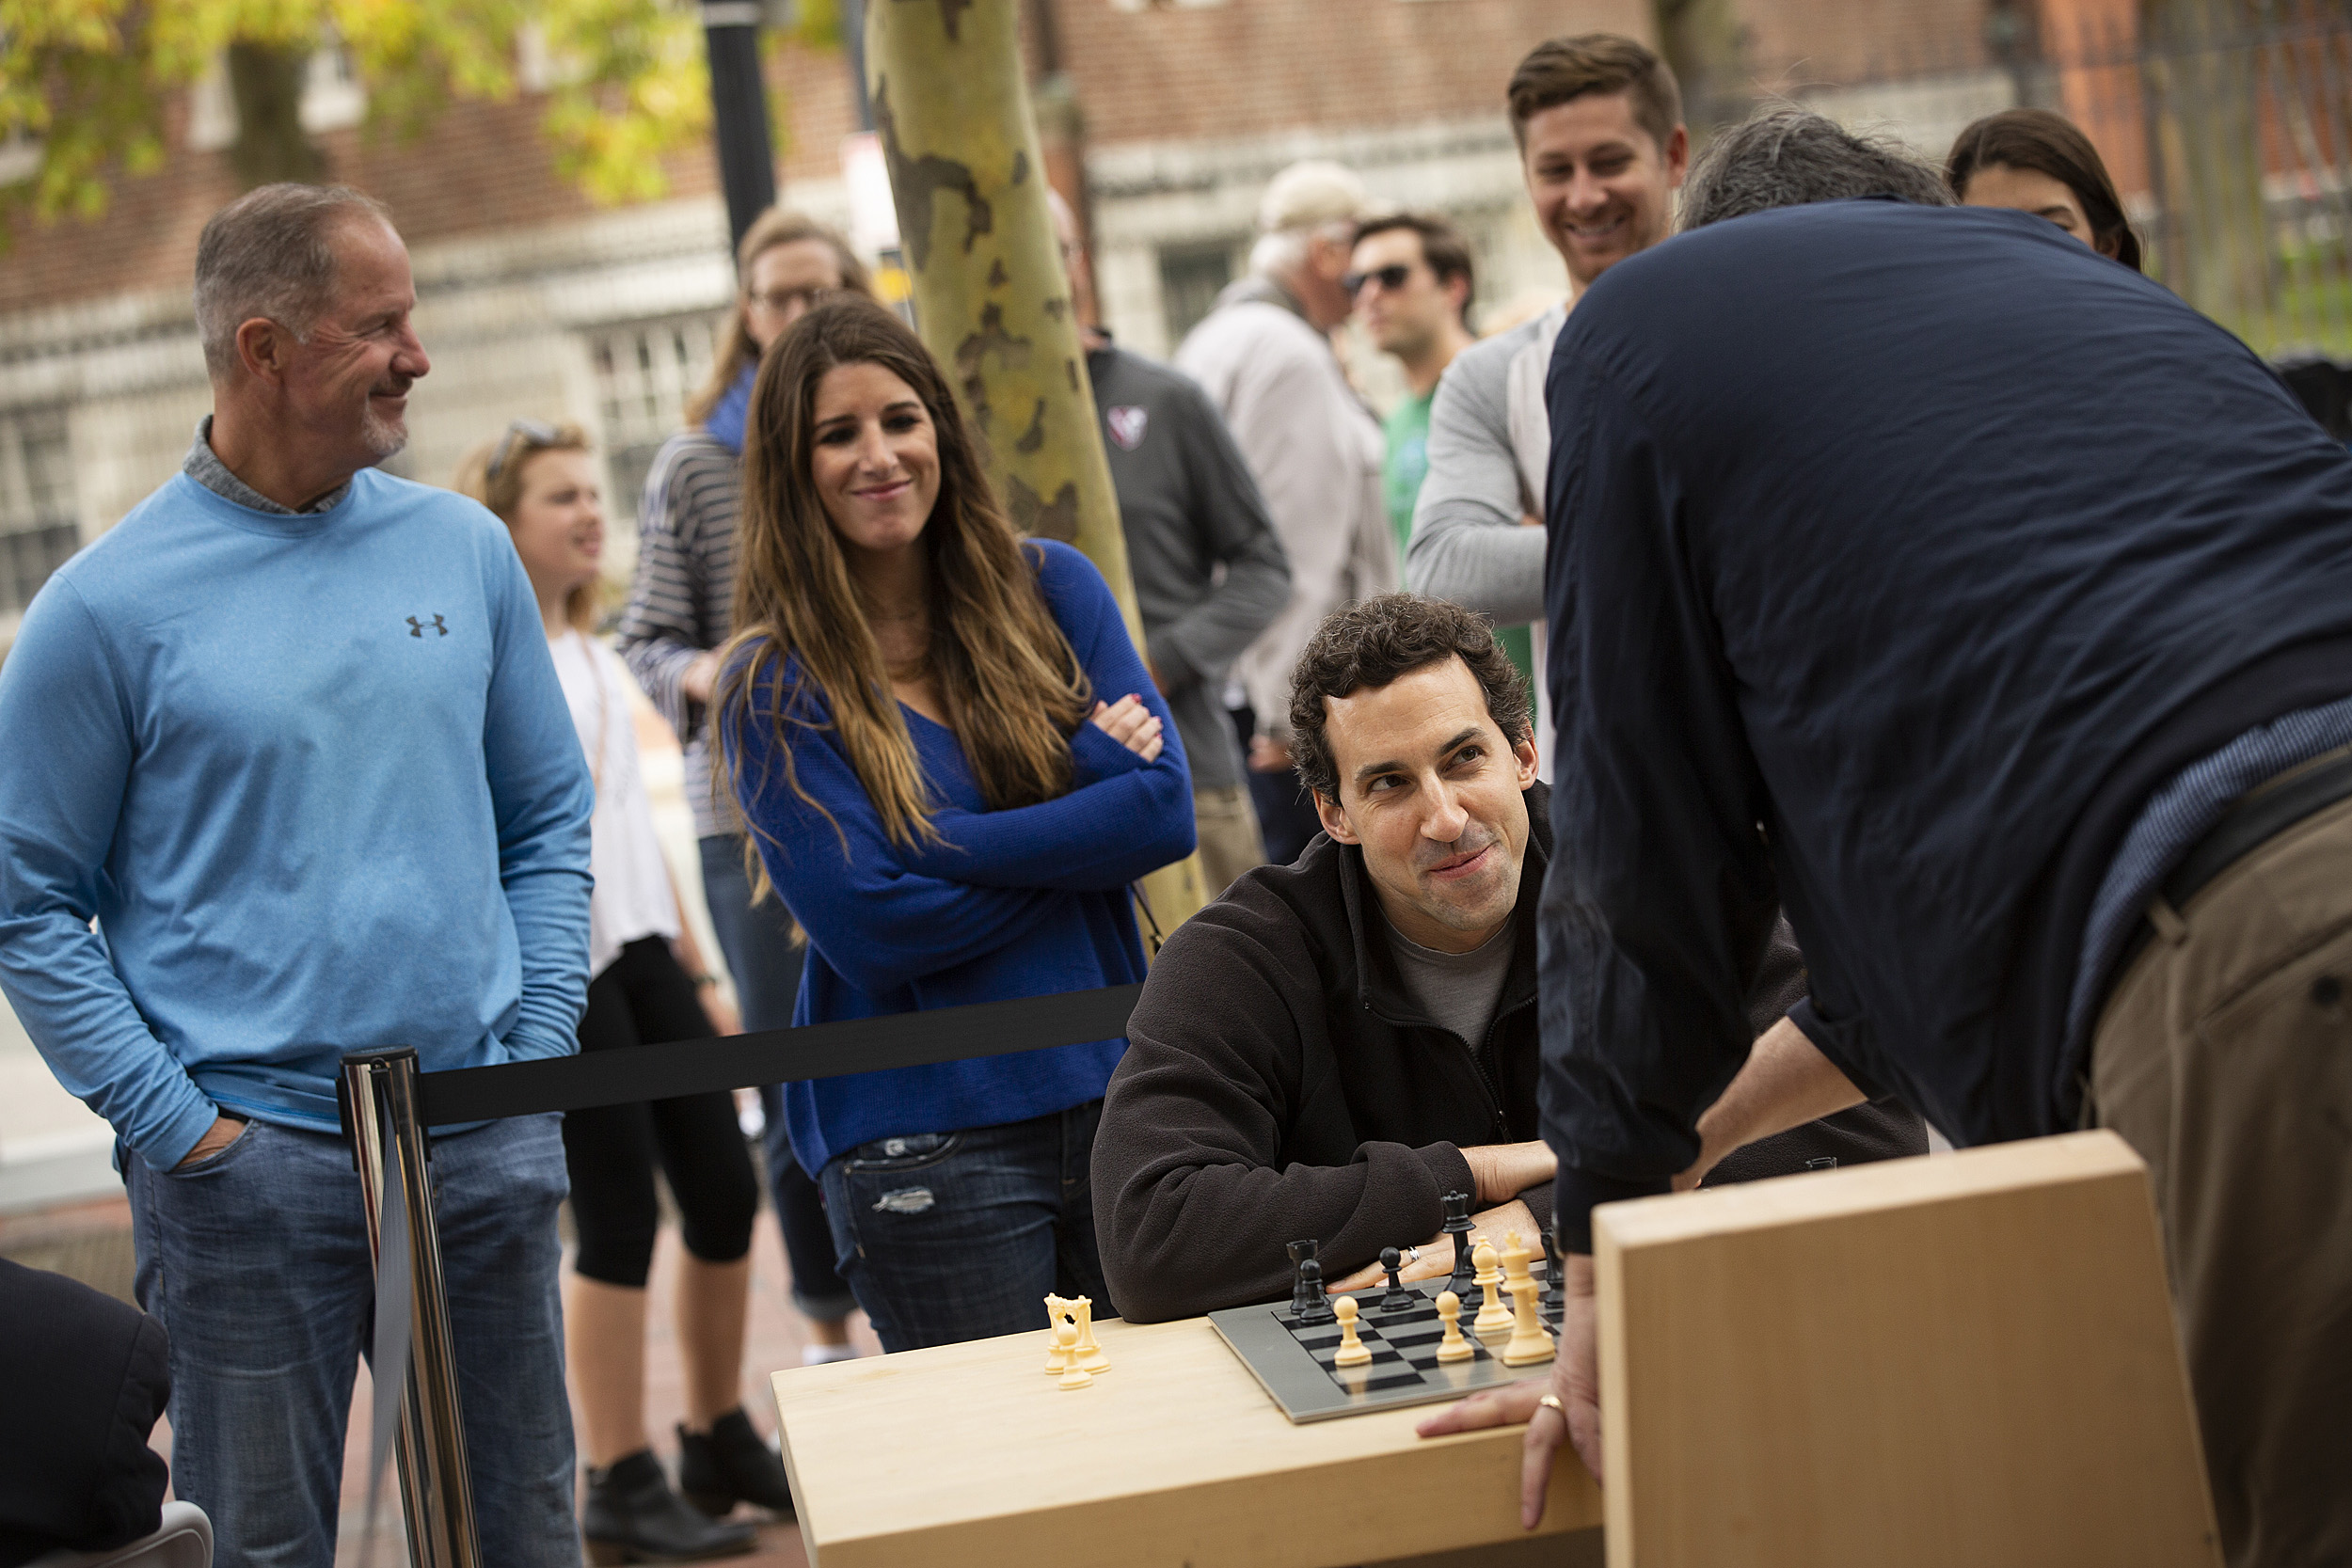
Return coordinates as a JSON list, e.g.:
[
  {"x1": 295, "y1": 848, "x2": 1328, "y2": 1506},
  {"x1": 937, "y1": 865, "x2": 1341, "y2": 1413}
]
[{"x1": 1383, "y1": 913, "x2": 1514, "y2": 1048}]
